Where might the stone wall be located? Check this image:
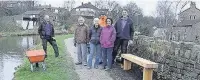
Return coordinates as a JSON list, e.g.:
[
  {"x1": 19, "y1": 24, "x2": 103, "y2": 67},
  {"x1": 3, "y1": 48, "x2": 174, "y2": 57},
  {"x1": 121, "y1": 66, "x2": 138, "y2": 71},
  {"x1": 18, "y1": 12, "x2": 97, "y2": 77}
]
[{"x1": 128, "y1": 35, "x2": 200, "y2": 80}]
